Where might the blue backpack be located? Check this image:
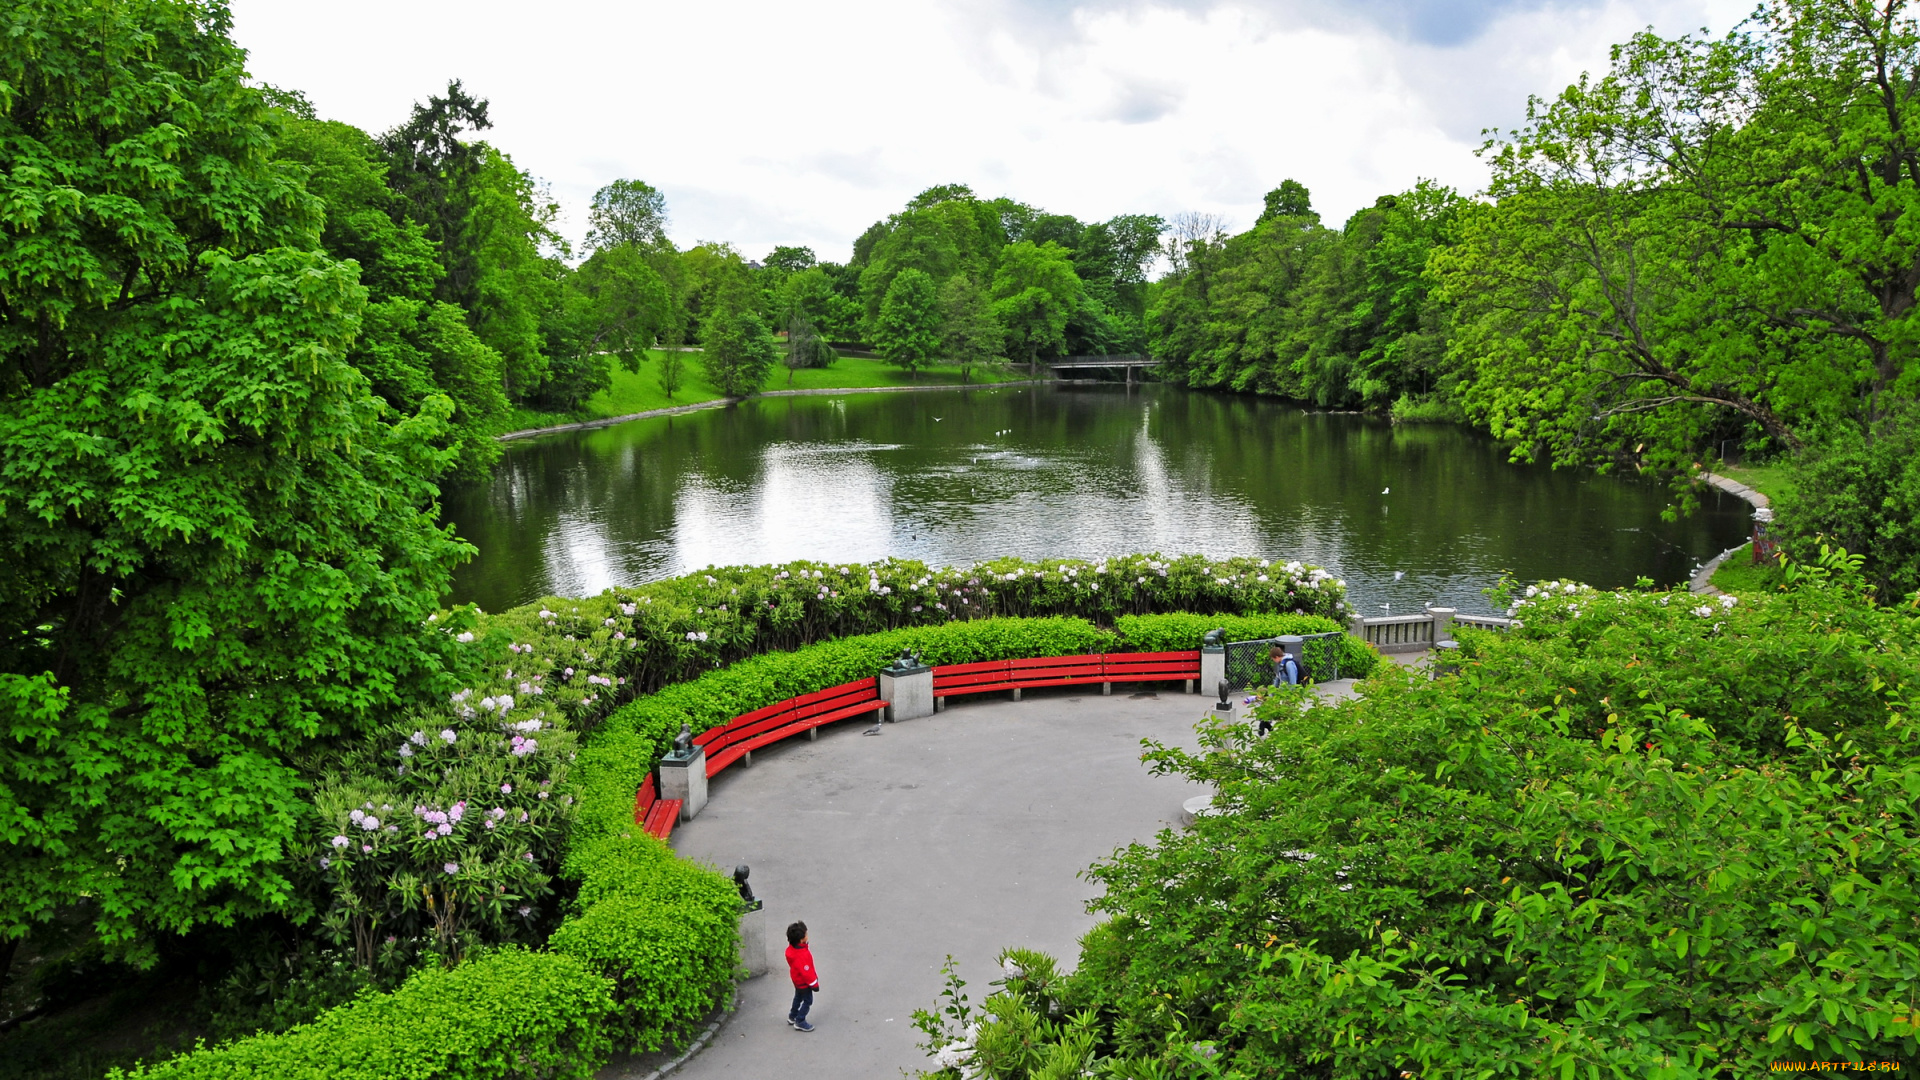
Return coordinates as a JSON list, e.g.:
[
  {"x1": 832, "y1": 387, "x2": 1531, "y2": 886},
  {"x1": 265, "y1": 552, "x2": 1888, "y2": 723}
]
[{"x1": 1275, "y1": 653, "x2": 1305, "y2": 686}]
